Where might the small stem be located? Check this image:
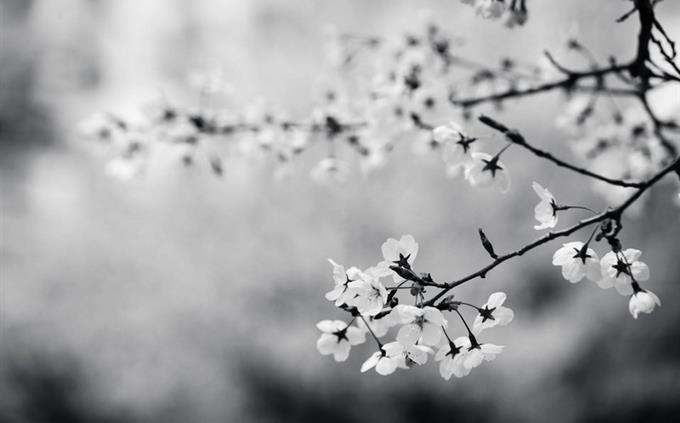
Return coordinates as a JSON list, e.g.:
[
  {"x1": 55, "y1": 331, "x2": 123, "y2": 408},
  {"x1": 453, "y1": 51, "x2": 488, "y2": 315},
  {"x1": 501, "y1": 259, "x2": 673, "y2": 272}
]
[
  {"x1": 454, "y1": 309, "x2": 474, "y2": 338},
  {"x1": 359, "y1": 315, "x2": 383, "y2": 349}
]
